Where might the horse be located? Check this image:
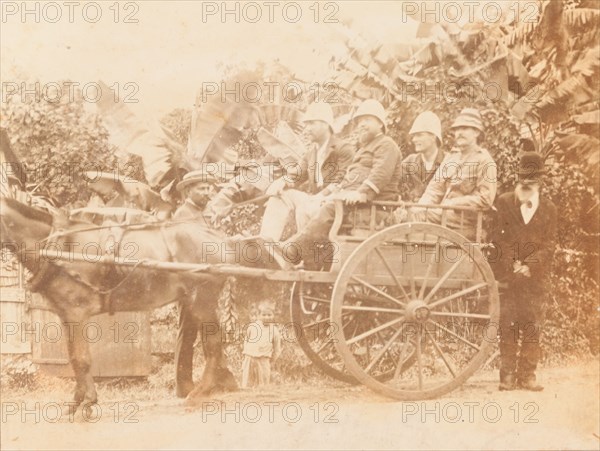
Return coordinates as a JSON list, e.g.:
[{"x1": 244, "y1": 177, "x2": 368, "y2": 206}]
[{"x1": 0, "y1": 197, "x2": 279, "y2": 413}]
